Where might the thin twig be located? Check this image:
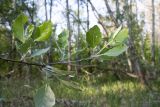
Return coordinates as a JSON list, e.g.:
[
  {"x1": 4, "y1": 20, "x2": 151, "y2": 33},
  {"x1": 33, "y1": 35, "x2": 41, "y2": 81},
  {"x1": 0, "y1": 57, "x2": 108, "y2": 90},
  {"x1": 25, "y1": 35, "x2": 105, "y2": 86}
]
[
  {"x1": 0, "y1": 57, "x2": 95, "y2": 68},
  {"x1": 0, "y1": 57, "x2": 45, "y2": 67}
]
